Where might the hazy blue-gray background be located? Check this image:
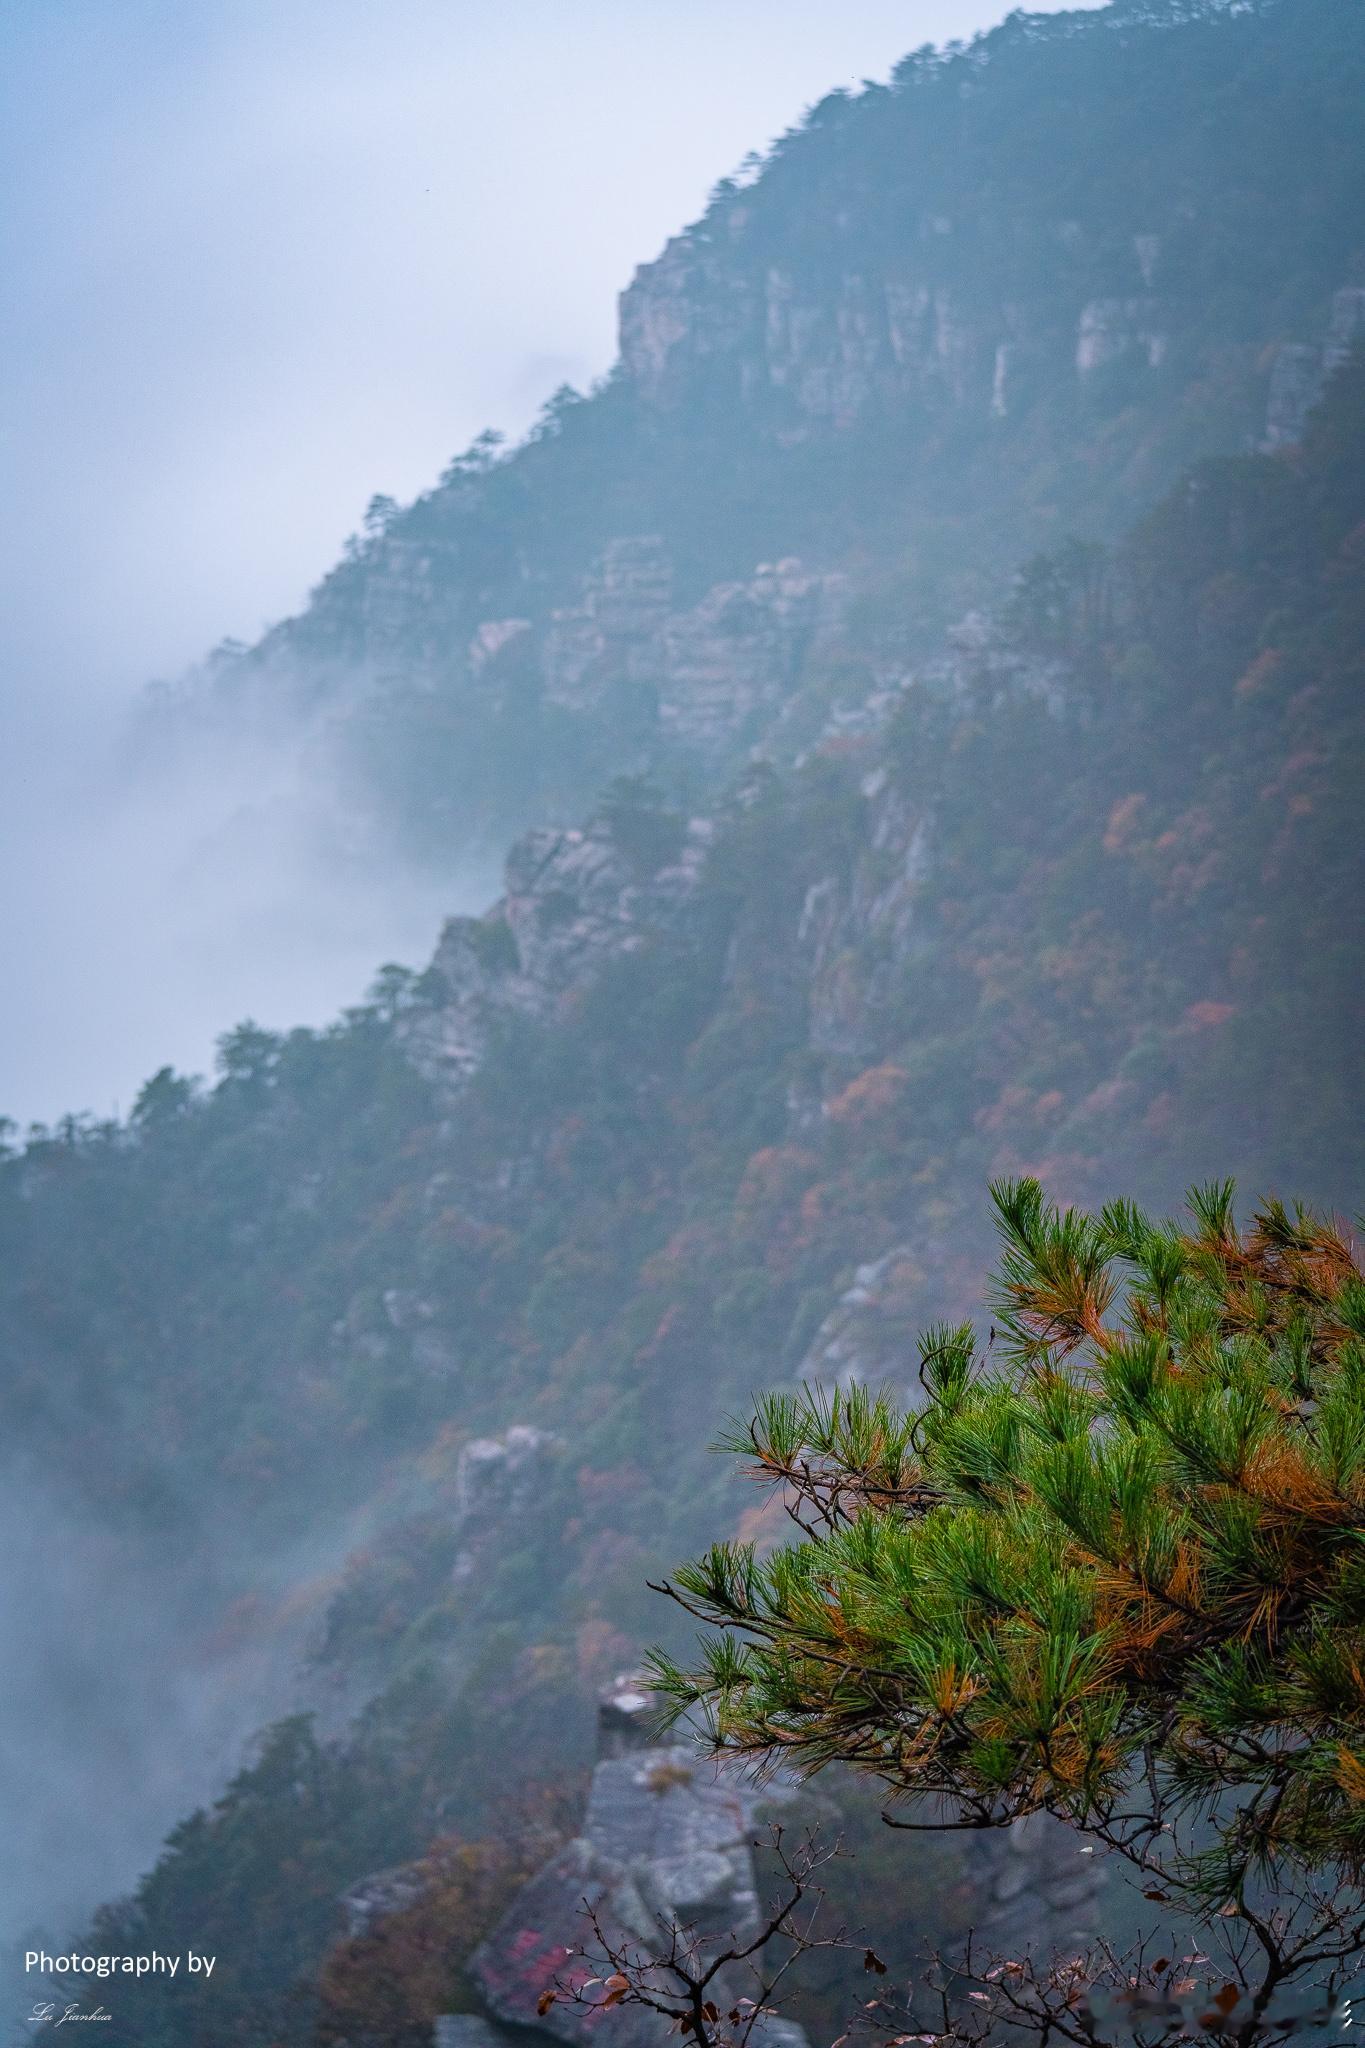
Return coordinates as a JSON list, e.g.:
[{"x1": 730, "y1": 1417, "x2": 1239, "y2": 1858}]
[{"x1": 0, "y1": 0, "x2": 1096, "y2": 1129}]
